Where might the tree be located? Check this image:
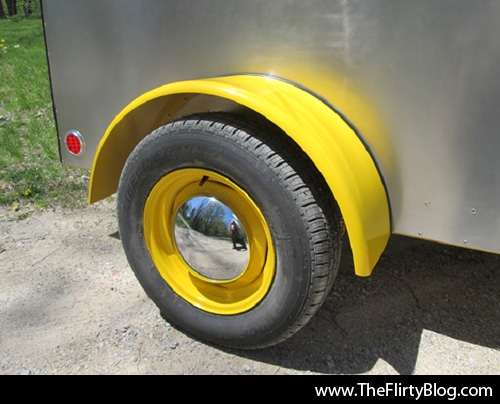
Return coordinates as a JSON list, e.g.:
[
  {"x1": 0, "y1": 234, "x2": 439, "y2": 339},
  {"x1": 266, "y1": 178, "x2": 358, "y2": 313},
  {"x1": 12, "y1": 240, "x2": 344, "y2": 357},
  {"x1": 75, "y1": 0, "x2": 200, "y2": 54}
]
[
  {"x1": 1, "y1": 0, "x2": 36, "y2": 18},
  {"x1": 189, "y1": 198, "x2": 208, "y2": 232},
  {"x1": 5, "y1": 0, "x2": 17, "y2": 17},
  {"x1": 200, "y1": 203, "x2": 226, "y2": 236},
  {"x1": 185, "y1": 198, "x2": 227, "y2": 237},
  {"x1": 23, "y1": 0, "x2": 32, "y2": 16}
]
